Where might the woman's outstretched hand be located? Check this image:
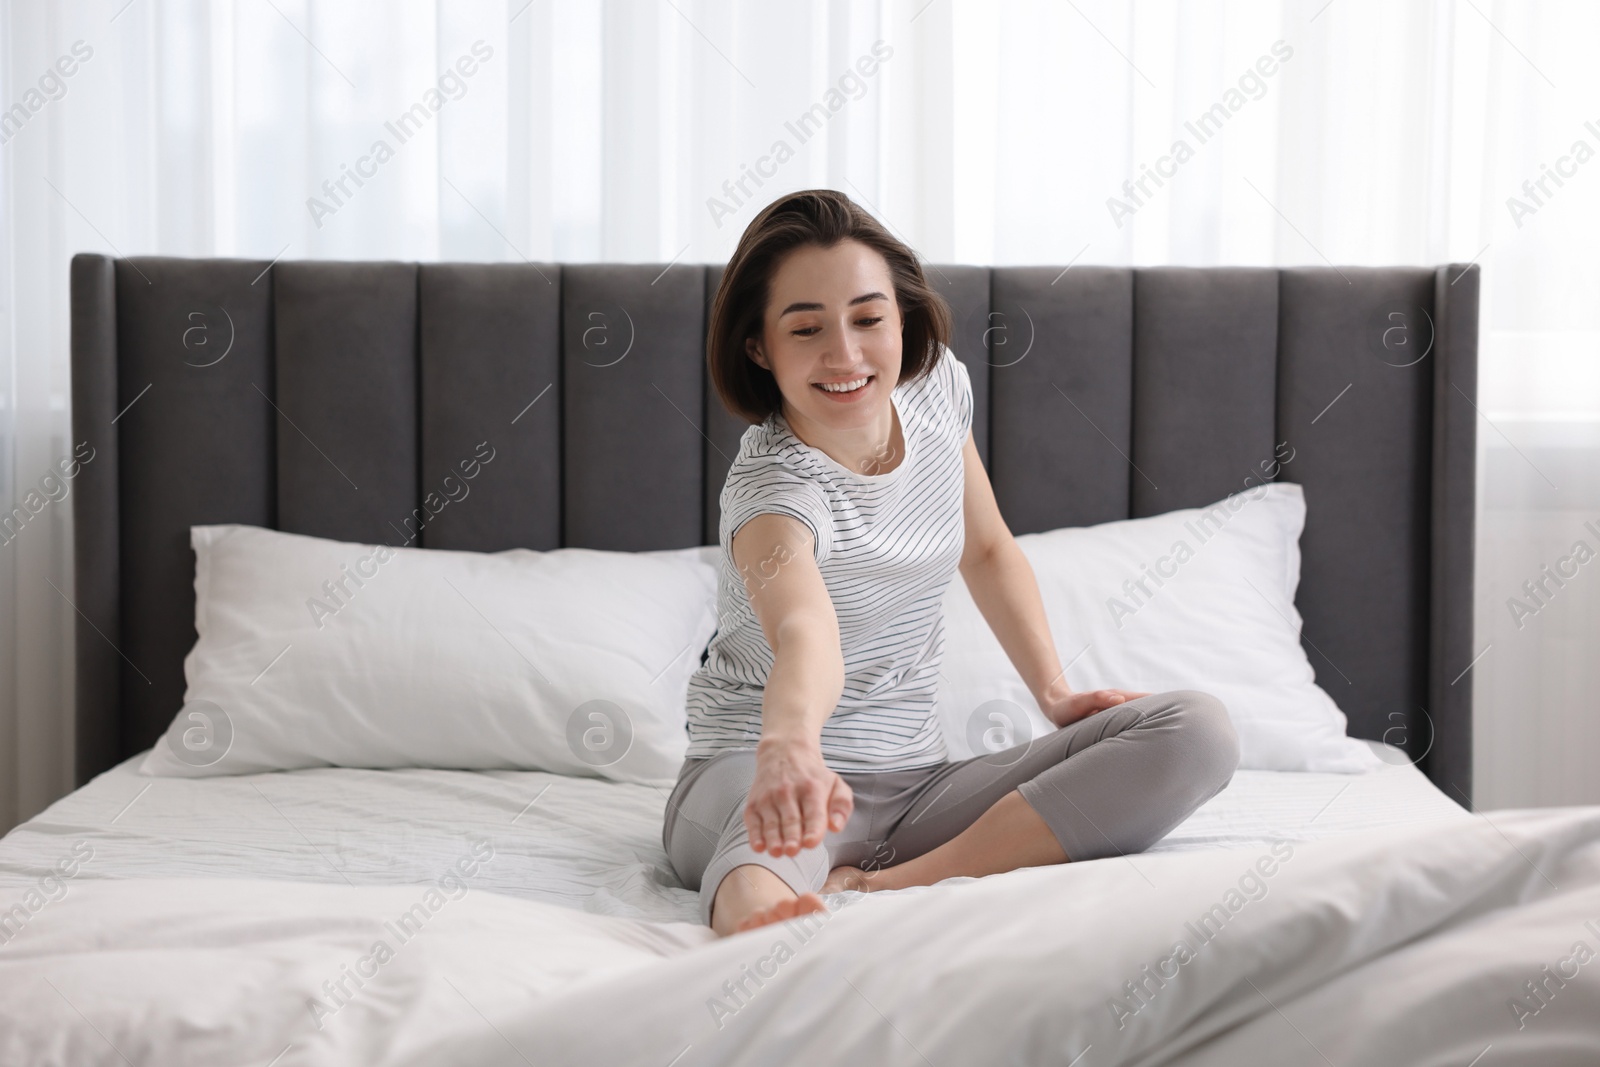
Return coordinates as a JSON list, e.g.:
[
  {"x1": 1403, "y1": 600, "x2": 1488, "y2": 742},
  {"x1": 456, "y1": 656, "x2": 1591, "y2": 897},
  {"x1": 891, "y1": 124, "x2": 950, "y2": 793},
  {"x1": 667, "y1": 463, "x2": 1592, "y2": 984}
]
[
  {"x1": 1041, "y1": 688, "x2": 1151, "y2": 729},
  {"x1": 746, "y1": 735, "x2": 853, "y2": 857}
]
